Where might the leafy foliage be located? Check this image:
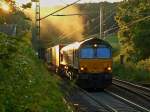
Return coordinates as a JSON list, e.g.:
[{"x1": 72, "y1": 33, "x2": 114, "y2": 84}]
[
  {"x1": 109, "y1": 0, "x2": 150, "y2": 83},
  {"x1": 105, "y1": 34, "x2": 120, "y2": 56},
  {"x1": 115, "y1": 0, "x2": 150, "y2": 62},
  {"x1": 0, "y1": 1, "x2": 31, "y2": 36},
  {"x1": 22, "y1": 2, "x2": 32, "y2": 9},
  {"x1": 10, "y1": 11, "x2": 31, "y2": 36},
  {"x1": 113, "y1": 62, "x2": 150, "y2": 83},
  {"x1": 0, "y1": 33, "x2": 69, "y2": 112}
]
